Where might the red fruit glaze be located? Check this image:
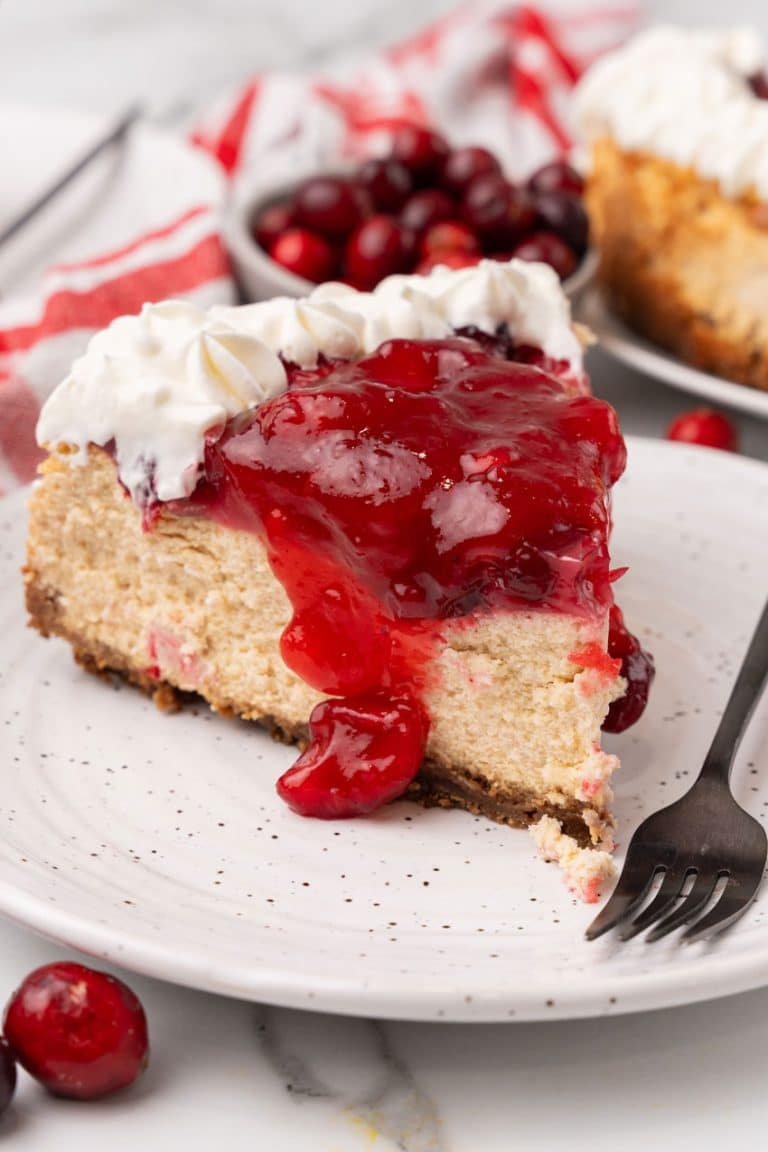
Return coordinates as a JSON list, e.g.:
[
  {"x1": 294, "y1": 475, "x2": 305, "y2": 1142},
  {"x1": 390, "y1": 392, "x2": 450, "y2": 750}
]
[
  {"x1": 0, "y1": 1038, "x2": 15, "y2": 1118},
  {"x1": 3, "y1": 962, "x2": 149, "y2": 1101},
  {"x1": 254, "y1": 202, "x2": 294, "y2": 251},
  {"x1": 293, "y1": 176, "x2": 366, "y2": 240},
  {"x1": 400, "y1": 189, "x2": 456, "y2": 237},
  {"x1": 391, "y1": 124, "x2": 449, "y2": 183},
  {"x1": 527, "y1": 161, "x2": 584, "y2": 197},
  {"x1": 269, "y1": 228, "x2": 336, "y2": 283},
  {"x1": 344, "y1": 216, "x2": 411, "y2": 289},
  {"x1": 421, "y1": 221, "x2": 480, "y2": 257},
  {"x1": 511, "y1": 230, "x2": 578, "y2": 280},
  {"x1": 277, "y1": 691, "x2": 428, "y2": 817},
  {"x1": 415, "y1": 251, "x2": 480, "y2": 274},
  {"x1": 358, "y1": 158, "x2": 414, "y2": 212},
  {"x1": 603, "y1": 605, "x2": 655, "y2": 734},
  {"x1": 441, "y1": 147, "x2": 503, "y2": 196},
  {"x1": 666, "y1": 408, "x2": 738, "y2": 452}
]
